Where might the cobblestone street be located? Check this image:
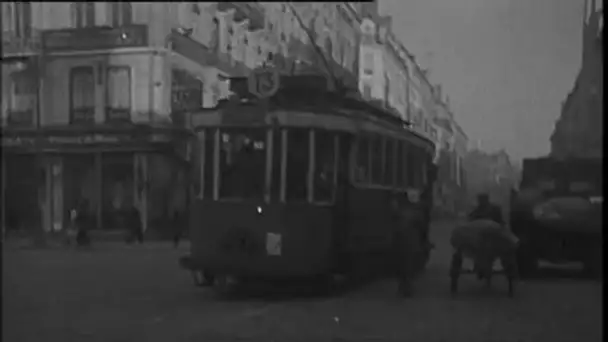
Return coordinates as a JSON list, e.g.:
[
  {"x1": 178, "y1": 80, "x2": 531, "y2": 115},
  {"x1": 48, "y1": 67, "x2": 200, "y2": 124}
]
[{"x1": 3, "y1": 220, "x2": 603, "y2": 342}]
